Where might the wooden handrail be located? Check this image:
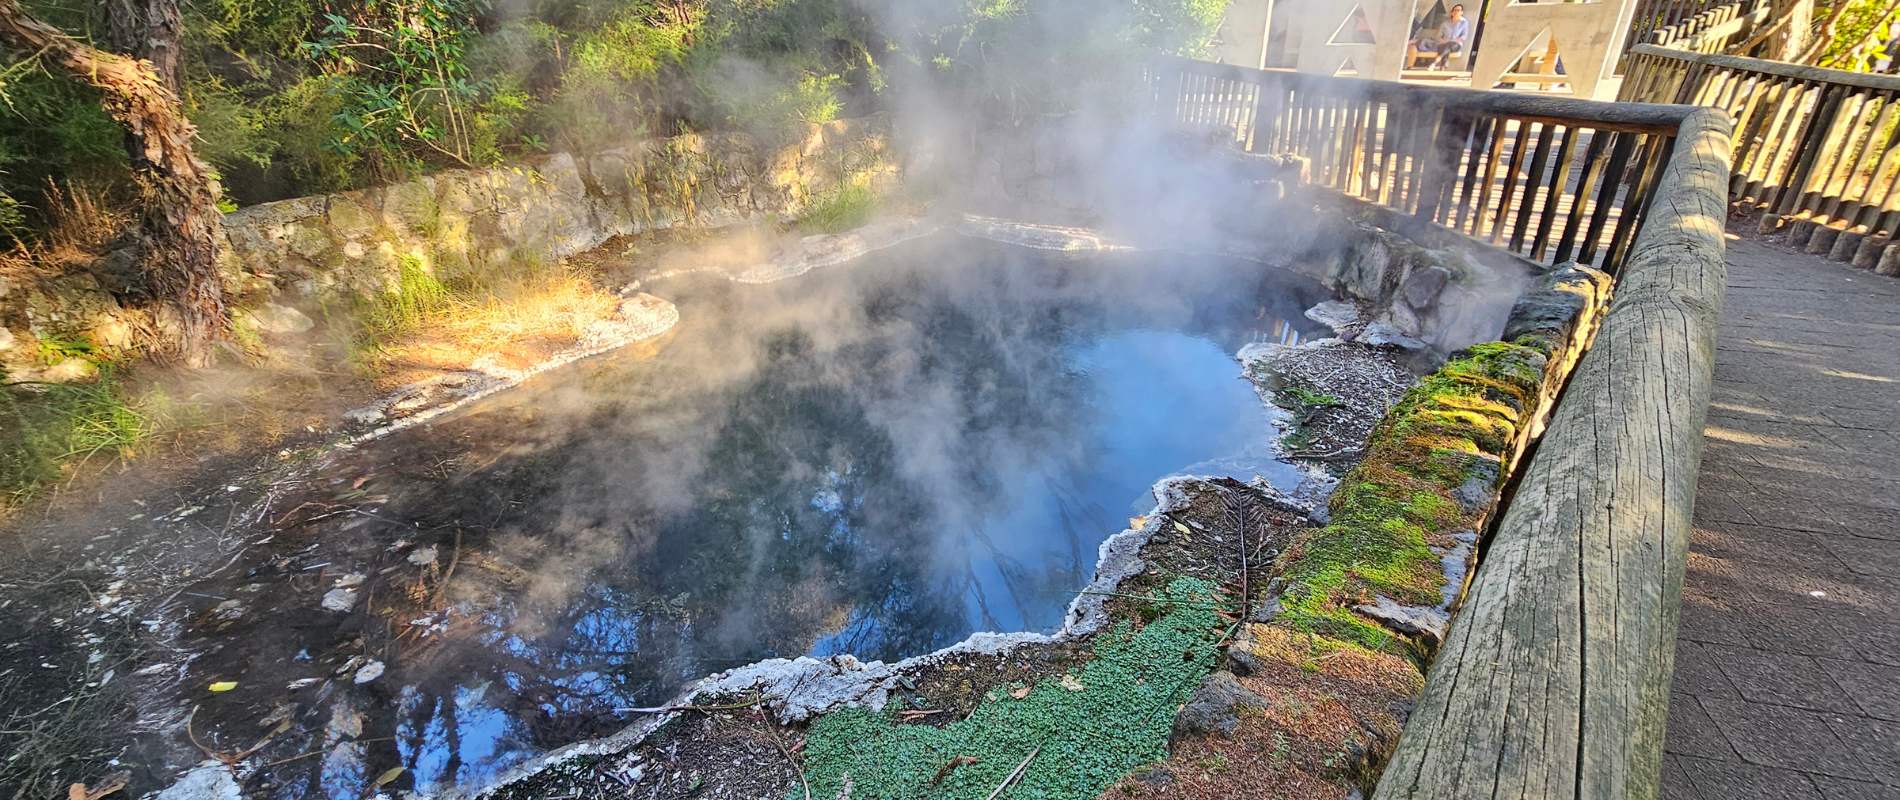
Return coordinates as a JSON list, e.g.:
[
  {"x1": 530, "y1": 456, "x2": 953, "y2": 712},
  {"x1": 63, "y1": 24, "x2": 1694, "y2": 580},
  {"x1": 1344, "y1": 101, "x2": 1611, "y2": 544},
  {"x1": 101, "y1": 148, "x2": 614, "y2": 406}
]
[
  {"x1": 1642, "y1": 0, "x2": 1773, "y2": 56},
  {"x1": 1373, "y1": 107, "x2": 1732, "y2": 800},
  {"x1": 1165, "y1": 56, "x2": 1694, "y2": 132},
  {"x1": 1155, "y1": 57, "x2": 1693, "y2": 274},
  {"x1": 1629, "y1": 42, "x2": 1900, "y2": 92}
]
